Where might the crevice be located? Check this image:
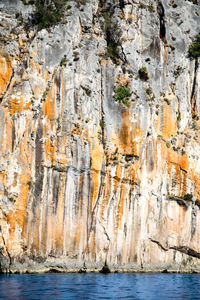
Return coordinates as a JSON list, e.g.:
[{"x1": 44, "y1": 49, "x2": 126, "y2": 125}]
[
  {"x1": 170, "y1": 246, "x2": 200, "y2": 259},
  {"x1": 48, "y1": 268, "x2": 63, "y2": 273},
  {"x1": 89, "y1": 174, "x2": 105, "y2": 233},
  {"x1": 166, "y1": 196, "x2": 200, "y2": 210},
  {"x1": 190, "y1": 57, "x2": 199, "y2": 110},
  {"x1": 99, "y1": 3, "x2": 121, "y2": 63},
  {"x1": 98, "y1": 219, "x2": 111, "y2": 270},
  {"x1": 120, "y1": 45, "x2": 128, "y2": 65},
  {"x1": 149, "y1": 238, "x2": 168, "y2": 251},
  {"x1": 0, "y1": 70, "x2": 15, "y2": 104},
  {"x1": 162, "y1": 269, "x2": 168, "y2": 273},
  {"x1": 78, "y1": 262, "x2": 87, "y2": 273},
  {"x1": 191, "y1": 204, "x2": 197, "y2": 238},
  {"x1": 12, "y1": 117, "x2": 16, "y2": 153},
  {"x1": 167, "y1": 196, "x2": 190, "y2": 209},
  {"x1": 119, "y1": 0, "x2": 125, "y2": 10},
  {"x1": 0, "y1": 225, "x2": 12, "y2": 273},
  {"x1": 99, "y1": 219, "x2": 110, "y2": 245},
  {"x1": 78, "y1": 16, "x2": 82, "y2": 34},
  {"x1": 44, "y1": 164, "x2": 137, "y2": 187},
  {"x1": 150, "y1": 238, "x2": 200, "y2": 259},
  {"x1": 100, "y1": 66, "x2": 106, "y2": 151},
  {"x1": 100, "y1": 260, "x2": 111, "y2": 273},
  {"x1": 157, "y1": 1, "x2": 167, "y2": 43}
]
